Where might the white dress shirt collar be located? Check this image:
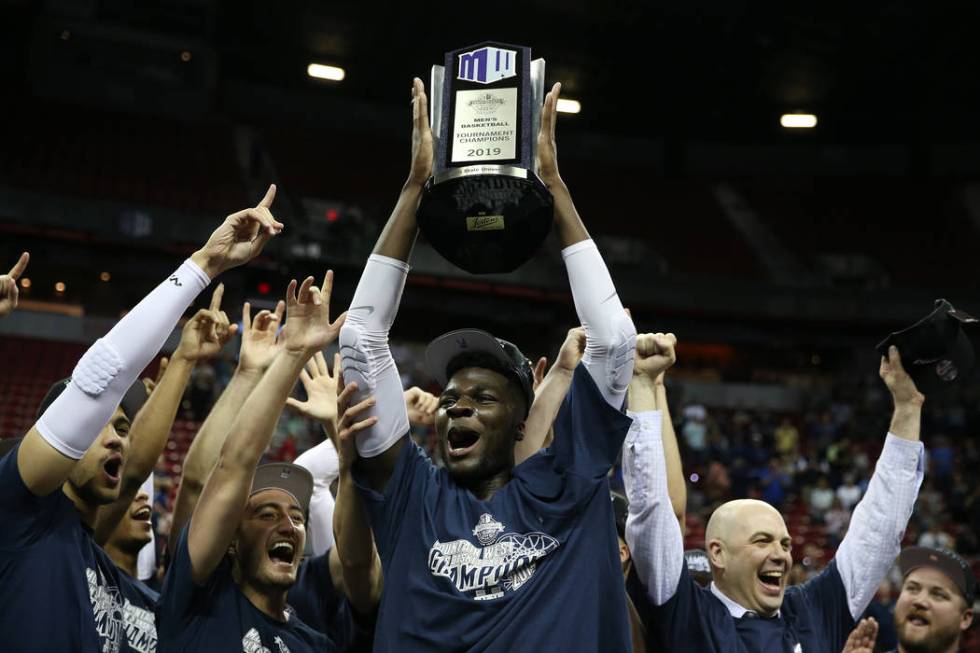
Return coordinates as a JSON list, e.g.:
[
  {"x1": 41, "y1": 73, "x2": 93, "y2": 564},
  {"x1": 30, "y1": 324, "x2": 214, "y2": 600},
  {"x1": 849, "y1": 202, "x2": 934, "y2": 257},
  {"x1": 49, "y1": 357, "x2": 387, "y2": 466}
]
[{"x1": 709, "y1": 582, "x2": 781, "y2": 618}]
